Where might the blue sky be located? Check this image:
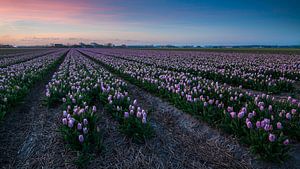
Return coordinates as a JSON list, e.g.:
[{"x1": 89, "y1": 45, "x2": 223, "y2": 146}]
[{"x1": 0, "y1": 0, "x2": 299, "y2": 45}]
